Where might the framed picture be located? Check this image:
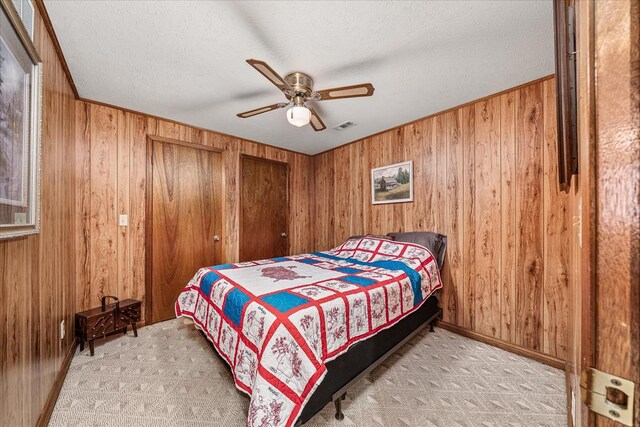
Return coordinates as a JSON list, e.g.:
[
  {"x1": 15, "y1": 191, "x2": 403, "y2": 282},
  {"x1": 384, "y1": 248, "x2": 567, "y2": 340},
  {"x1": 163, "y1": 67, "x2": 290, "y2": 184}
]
[
  {"x1": 0, "y1": 0, "x2": 42, "y2": 239},
  {"x1": 371, "y1": 160, "x2": 413, "y2": 205}
]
